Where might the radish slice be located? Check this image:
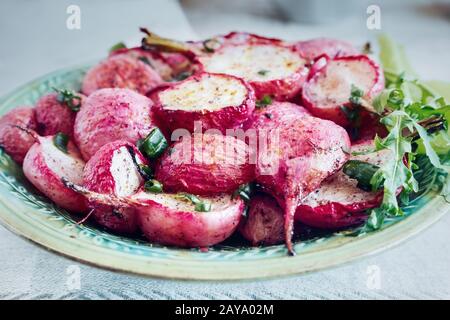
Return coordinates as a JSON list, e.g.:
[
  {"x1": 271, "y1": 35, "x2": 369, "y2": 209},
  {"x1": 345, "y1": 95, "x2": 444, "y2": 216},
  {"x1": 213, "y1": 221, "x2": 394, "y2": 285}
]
[
  {"x1": 74, "y1": 88, "x2": 155, "y2": 160},
  {"x1": 295, "y1": 38, "x2": 359, "y2": 61},
  {"x1": 133, "y1": 191, "x2": 244, "y2": 247},
  {"x1": 155, "y1": 133, "x2": 255, "y2": 196},
  {"x1": 83, "y1": 140, "x2": 148, "y2": 233},
  {"x1": 0, "y1": 107, "x2": 37, "y2": 164},
  {"x1": 23, "y1": 135, "x2": 87, "y2": 212},
  {"x1": 239, "y1": 193, "x2": 284, "y2": 246},
  {"x1": 249, "y1": 109, "x2": 351, "y2": 254},
  {"x1": 153, "y1": 72, "x2": 255, "y2": 134},
  {"x1": 296, "y1": 140, "x2": 393, "y2": 229},
  {"x1": 82, "y1": 54, "x2": 163, "y2": 95},
  {"x1": 198, "y1": 40, "x2": 308, "y2": 100},
  {"x1": 302, "y1": 55, "x2": 385, "y2": 127}
]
